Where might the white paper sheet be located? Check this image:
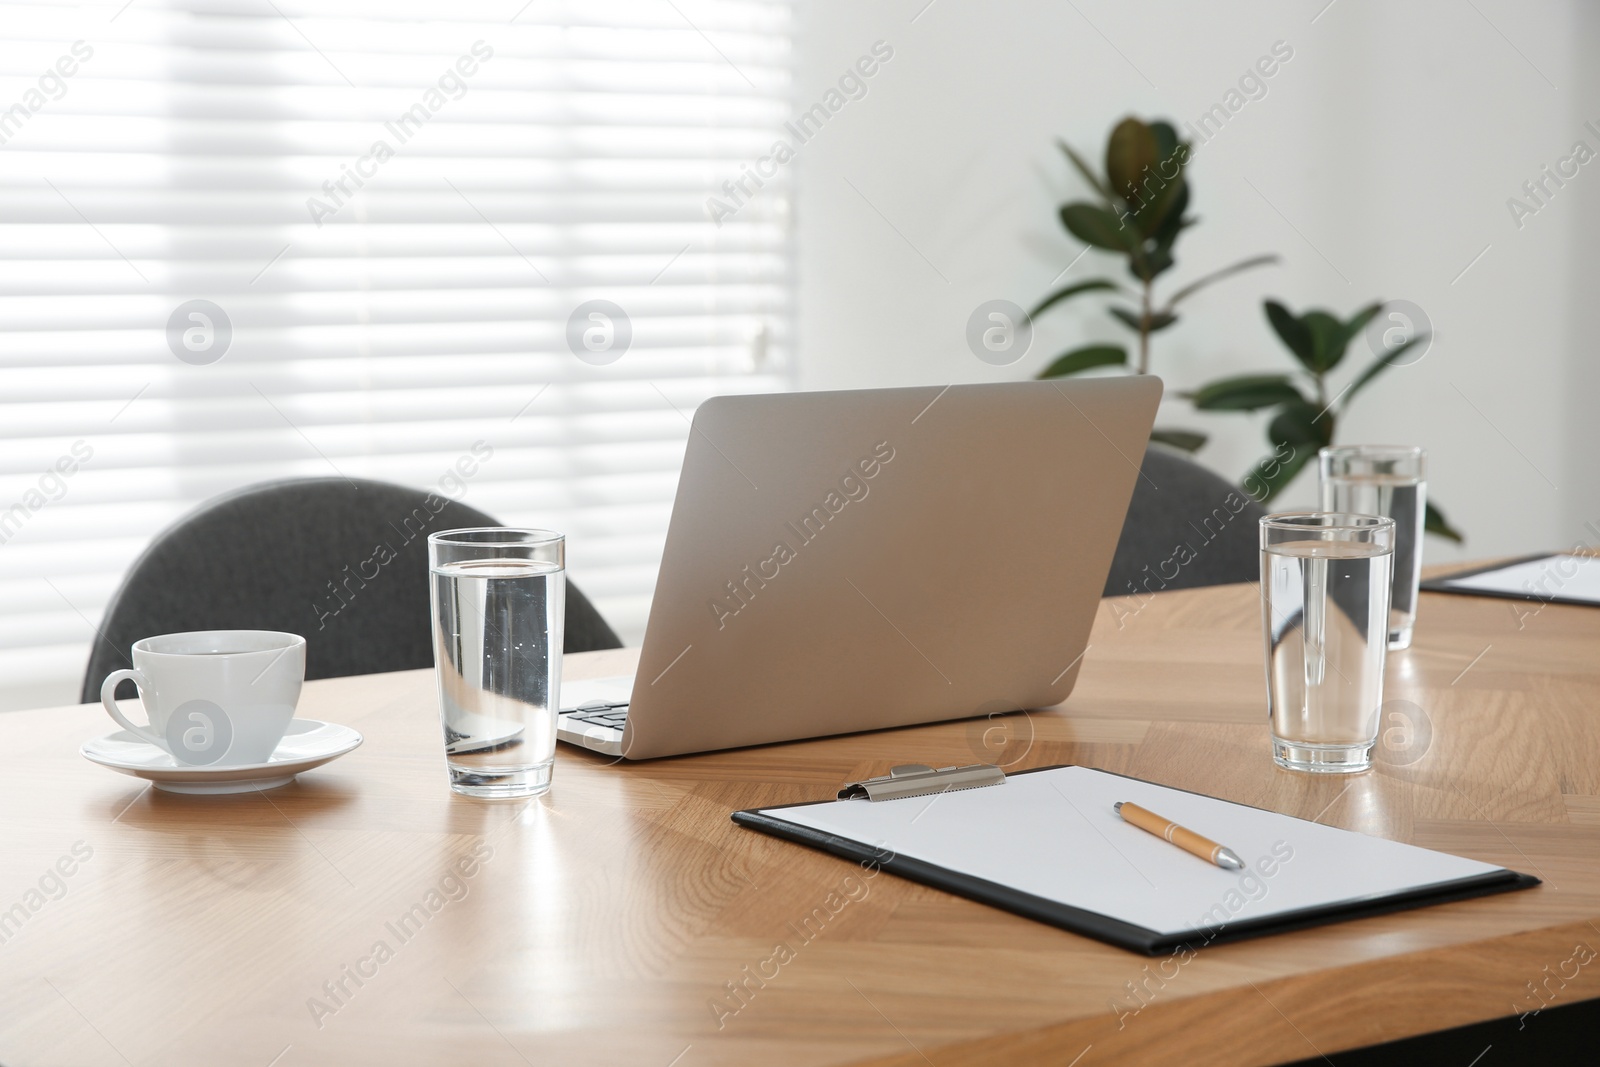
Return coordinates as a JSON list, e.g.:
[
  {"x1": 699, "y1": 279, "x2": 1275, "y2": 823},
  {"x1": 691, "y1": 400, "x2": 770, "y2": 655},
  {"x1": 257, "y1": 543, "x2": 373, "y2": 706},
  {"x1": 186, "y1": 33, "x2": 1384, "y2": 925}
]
[
  {"x1": 1440, "y1": 554, "x2": 1600, "y2": 605},
  {"x1": 762, "y1": 766, "x2": 1504, "y2": 936}
]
